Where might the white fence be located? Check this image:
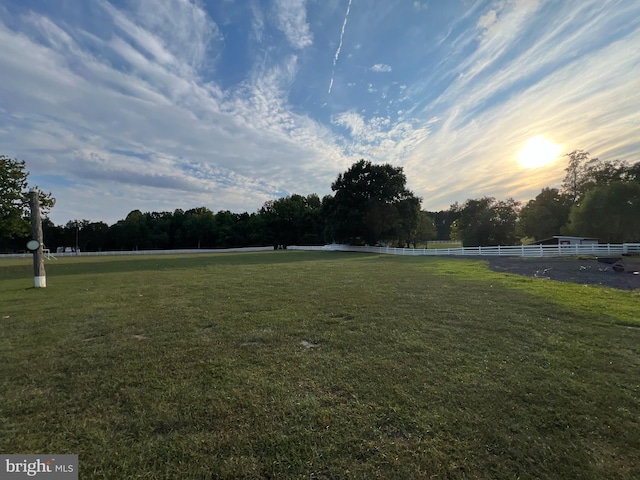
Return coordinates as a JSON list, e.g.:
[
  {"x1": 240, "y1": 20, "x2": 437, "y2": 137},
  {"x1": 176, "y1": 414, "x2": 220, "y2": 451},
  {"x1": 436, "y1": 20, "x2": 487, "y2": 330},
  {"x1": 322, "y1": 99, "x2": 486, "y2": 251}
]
[
  {"x1": 2, "y1": 243, "x2": 639, "y2": 260},
  {"x1": 289, "y1": 243, "x2": 640, "y2": 258},
  {"x1": 0, "y1": 246, "x2": 273, "y2": 259}
]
